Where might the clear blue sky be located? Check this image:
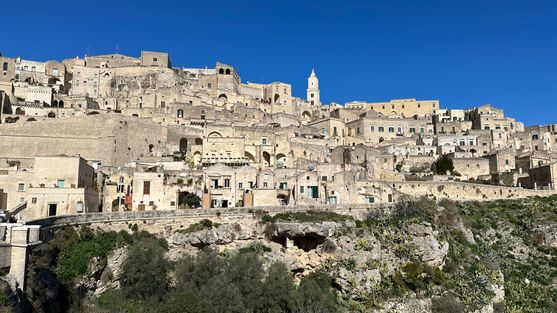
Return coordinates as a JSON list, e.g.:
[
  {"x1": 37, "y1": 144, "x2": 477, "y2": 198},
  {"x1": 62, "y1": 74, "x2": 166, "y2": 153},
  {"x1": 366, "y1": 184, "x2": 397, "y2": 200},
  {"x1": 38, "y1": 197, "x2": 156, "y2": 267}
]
[{"x1": 2, "y1": 0, "x2": 556, "y2": 126}]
